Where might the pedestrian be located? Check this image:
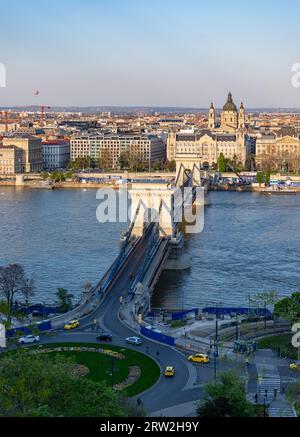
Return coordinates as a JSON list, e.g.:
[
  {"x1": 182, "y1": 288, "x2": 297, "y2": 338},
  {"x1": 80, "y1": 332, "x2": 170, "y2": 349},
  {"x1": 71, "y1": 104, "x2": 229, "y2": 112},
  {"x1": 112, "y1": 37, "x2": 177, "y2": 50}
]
[
  {"x1": 274, "y1": 388, "x2": 277, "y2": 399},
  {"x1": 137, "y1": 397, "x2": 142, "y2": 406},
  {"x1": 255, "y1": 393, "x2": 258, "y2": 404},
  {"x1": 265, "y1": 389, "x2": 268, "y2": 399}
]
